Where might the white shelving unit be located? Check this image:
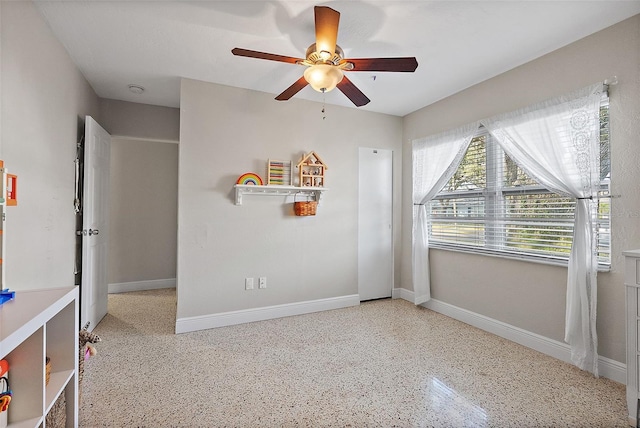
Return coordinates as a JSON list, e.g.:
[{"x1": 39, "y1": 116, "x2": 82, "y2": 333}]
[
  {"x1": 626, "y1": 249, "x2": 640, "y2": 427},
  {"x1": 234, "y1": 184, "x2": 328, "y2": 206},
  {"x1": 0, "y1": 287, "x2": 78, "y2": 428},
  {"x1": 0, "y1": 162, "x2": 8, "y2": 289}
]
